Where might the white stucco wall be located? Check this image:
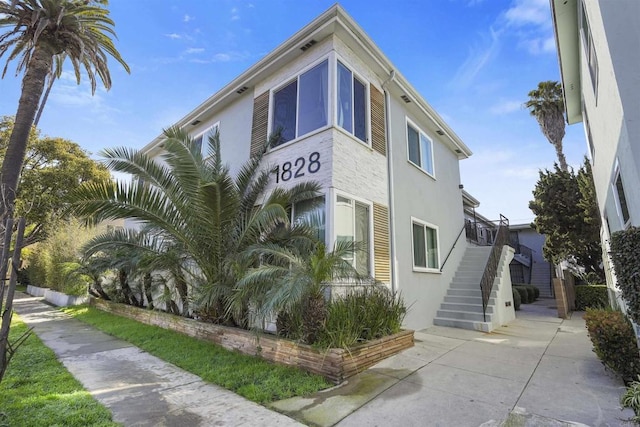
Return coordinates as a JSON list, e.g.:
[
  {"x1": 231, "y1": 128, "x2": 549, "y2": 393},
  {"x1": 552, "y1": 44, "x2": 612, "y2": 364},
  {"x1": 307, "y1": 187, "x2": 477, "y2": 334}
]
[{"x1": 386, "y1": 94, "x2": 468, "y2": 330}]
